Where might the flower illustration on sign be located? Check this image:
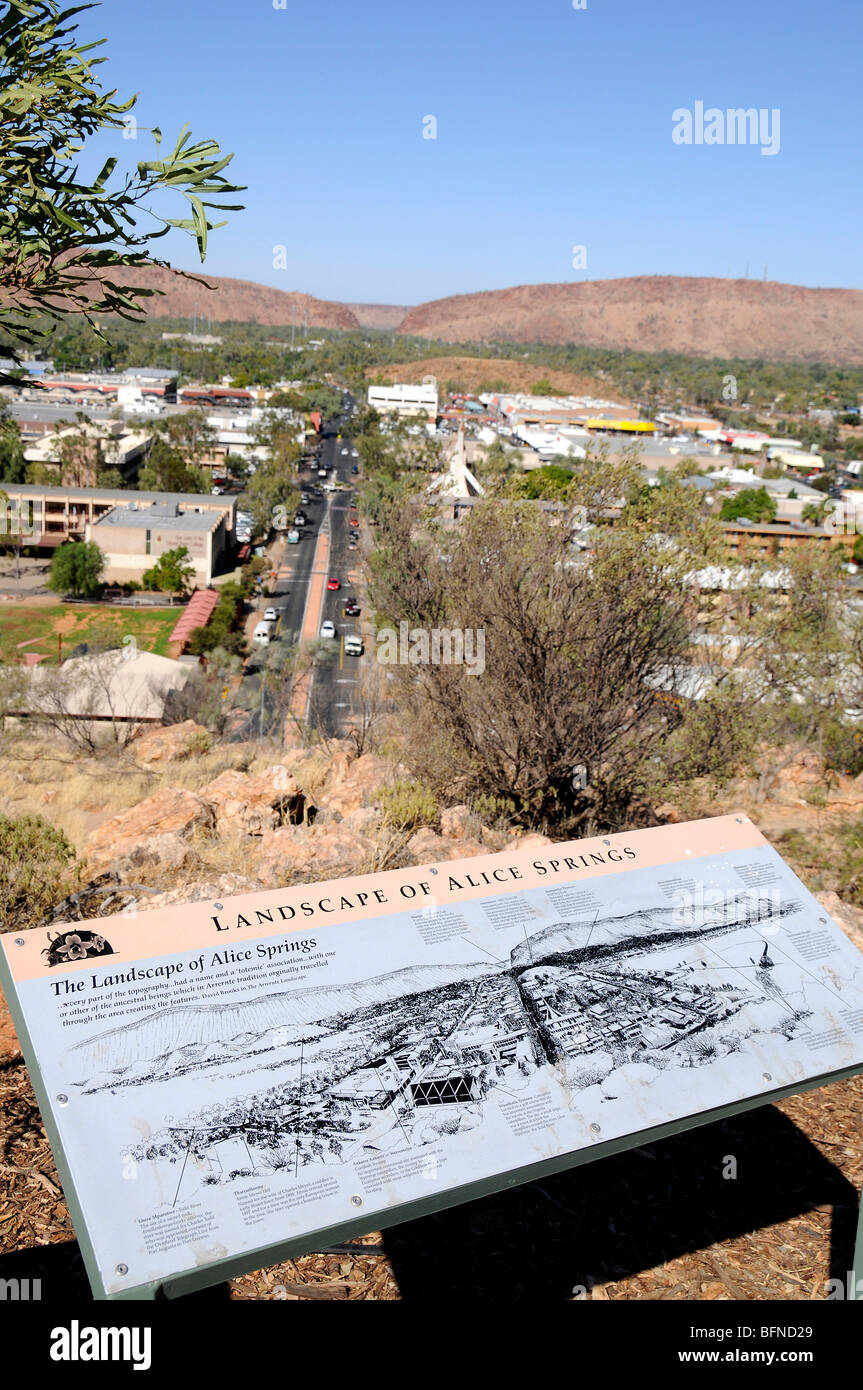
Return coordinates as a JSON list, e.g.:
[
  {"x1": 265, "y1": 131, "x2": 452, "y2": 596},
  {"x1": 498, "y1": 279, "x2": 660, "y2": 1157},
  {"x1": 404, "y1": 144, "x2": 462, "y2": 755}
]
[{"x1": 43, "y1": 930, "x2": 115, "y2": 968}]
